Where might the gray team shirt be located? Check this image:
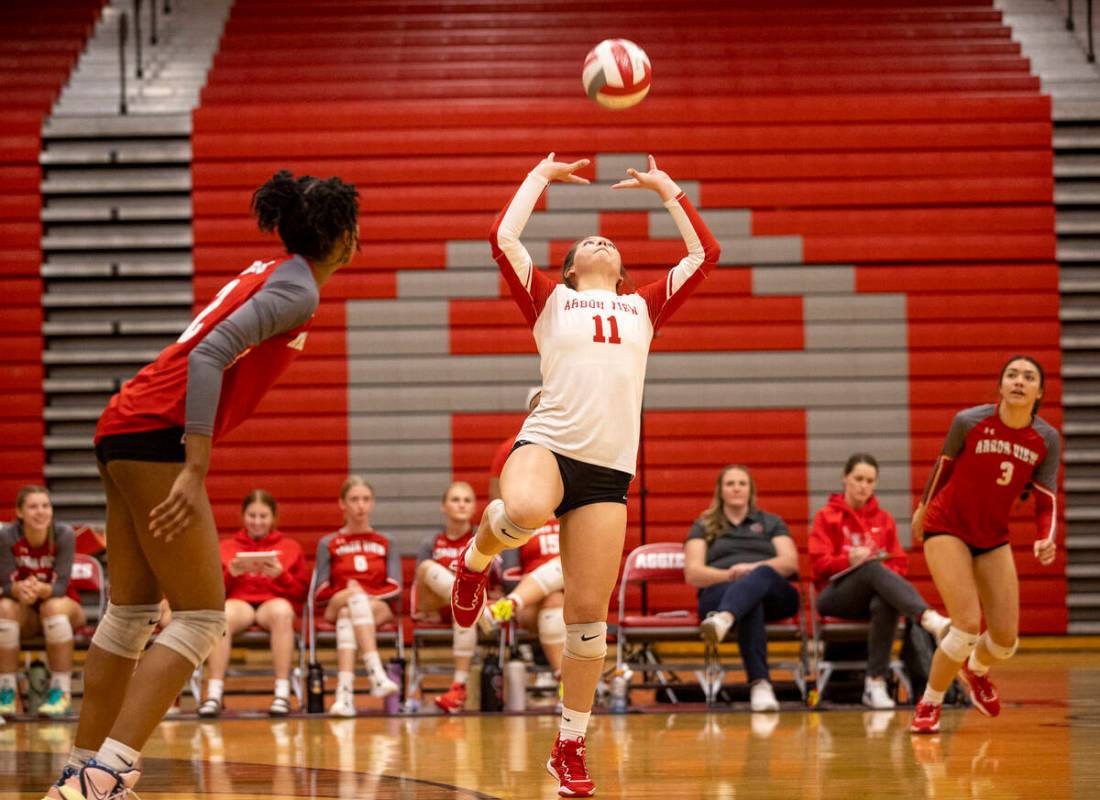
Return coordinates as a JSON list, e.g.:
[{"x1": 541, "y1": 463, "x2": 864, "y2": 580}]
[
  {"x1": 185, "y1": 256, "x2": 319, "y2": 437},
  {"x1": 0, "y1": 522, "x2": 76, "y2": 598}
]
